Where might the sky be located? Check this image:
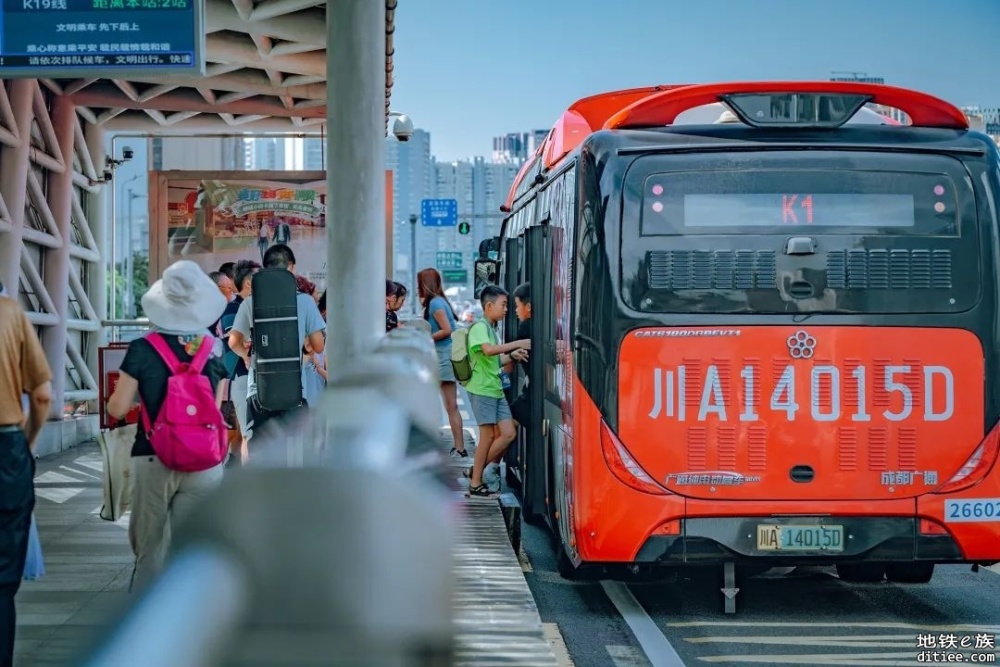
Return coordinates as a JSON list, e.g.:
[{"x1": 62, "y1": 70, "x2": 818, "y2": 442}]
[{"x1": 391, "y1": 0, "x2": 1000, "y2": 162}]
